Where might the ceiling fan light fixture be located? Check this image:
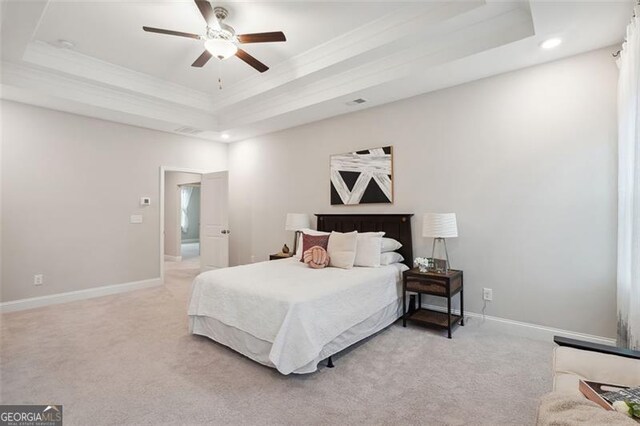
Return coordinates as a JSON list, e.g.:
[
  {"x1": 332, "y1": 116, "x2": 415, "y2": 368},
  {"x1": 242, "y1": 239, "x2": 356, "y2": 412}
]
[{"x1": 204, "y1": 38, "x2": 237, "y2": 60}]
